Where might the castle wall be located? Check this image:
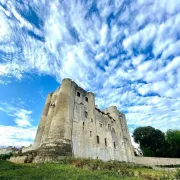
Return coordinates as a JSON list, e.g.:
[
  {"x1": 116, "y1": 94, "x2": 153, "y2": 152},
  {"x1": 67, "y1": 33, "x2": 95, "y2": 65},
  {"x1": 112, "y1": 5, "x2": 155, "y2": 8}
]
[
  {"x1": 71, "y1": 85, "x2": 134, "y2": 162},
  {"x1": 33, "y1": 78, "x2": 134, "y2": 162},
  {"x1": 46, "y1": 79, "x2": 76, "y2": 147},
  {"x1": 33, "y1": 93, "x2": 52, "y2": 149}
]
